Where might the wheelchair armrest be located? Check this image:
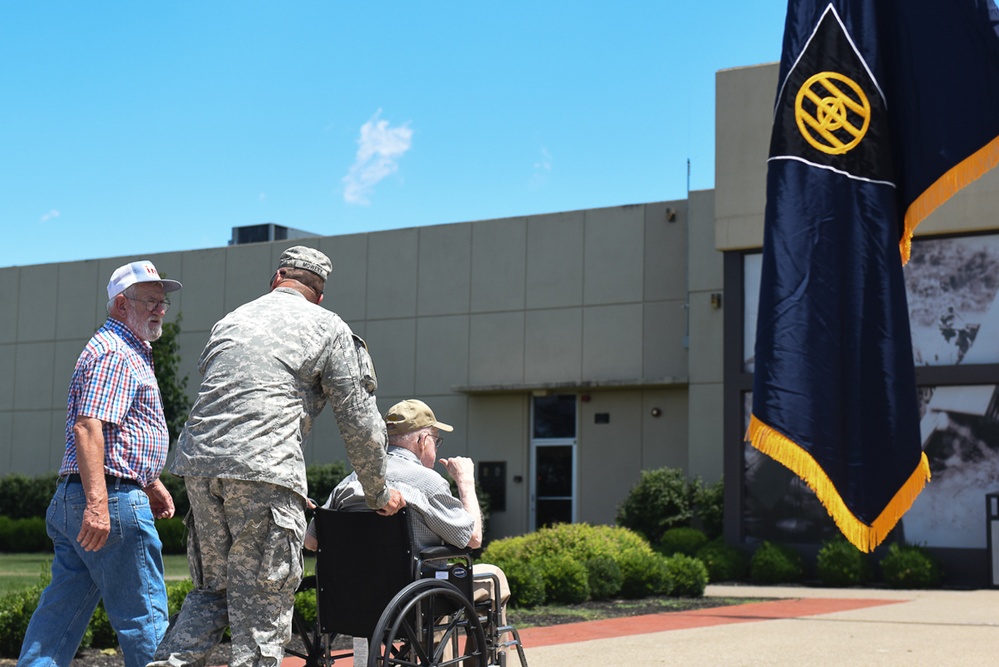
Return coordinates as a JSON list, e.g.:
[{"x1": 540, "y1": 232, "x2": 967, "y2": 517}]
[{"x1": 419, "y1": 545, "x2": 472, "y2": 560}]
